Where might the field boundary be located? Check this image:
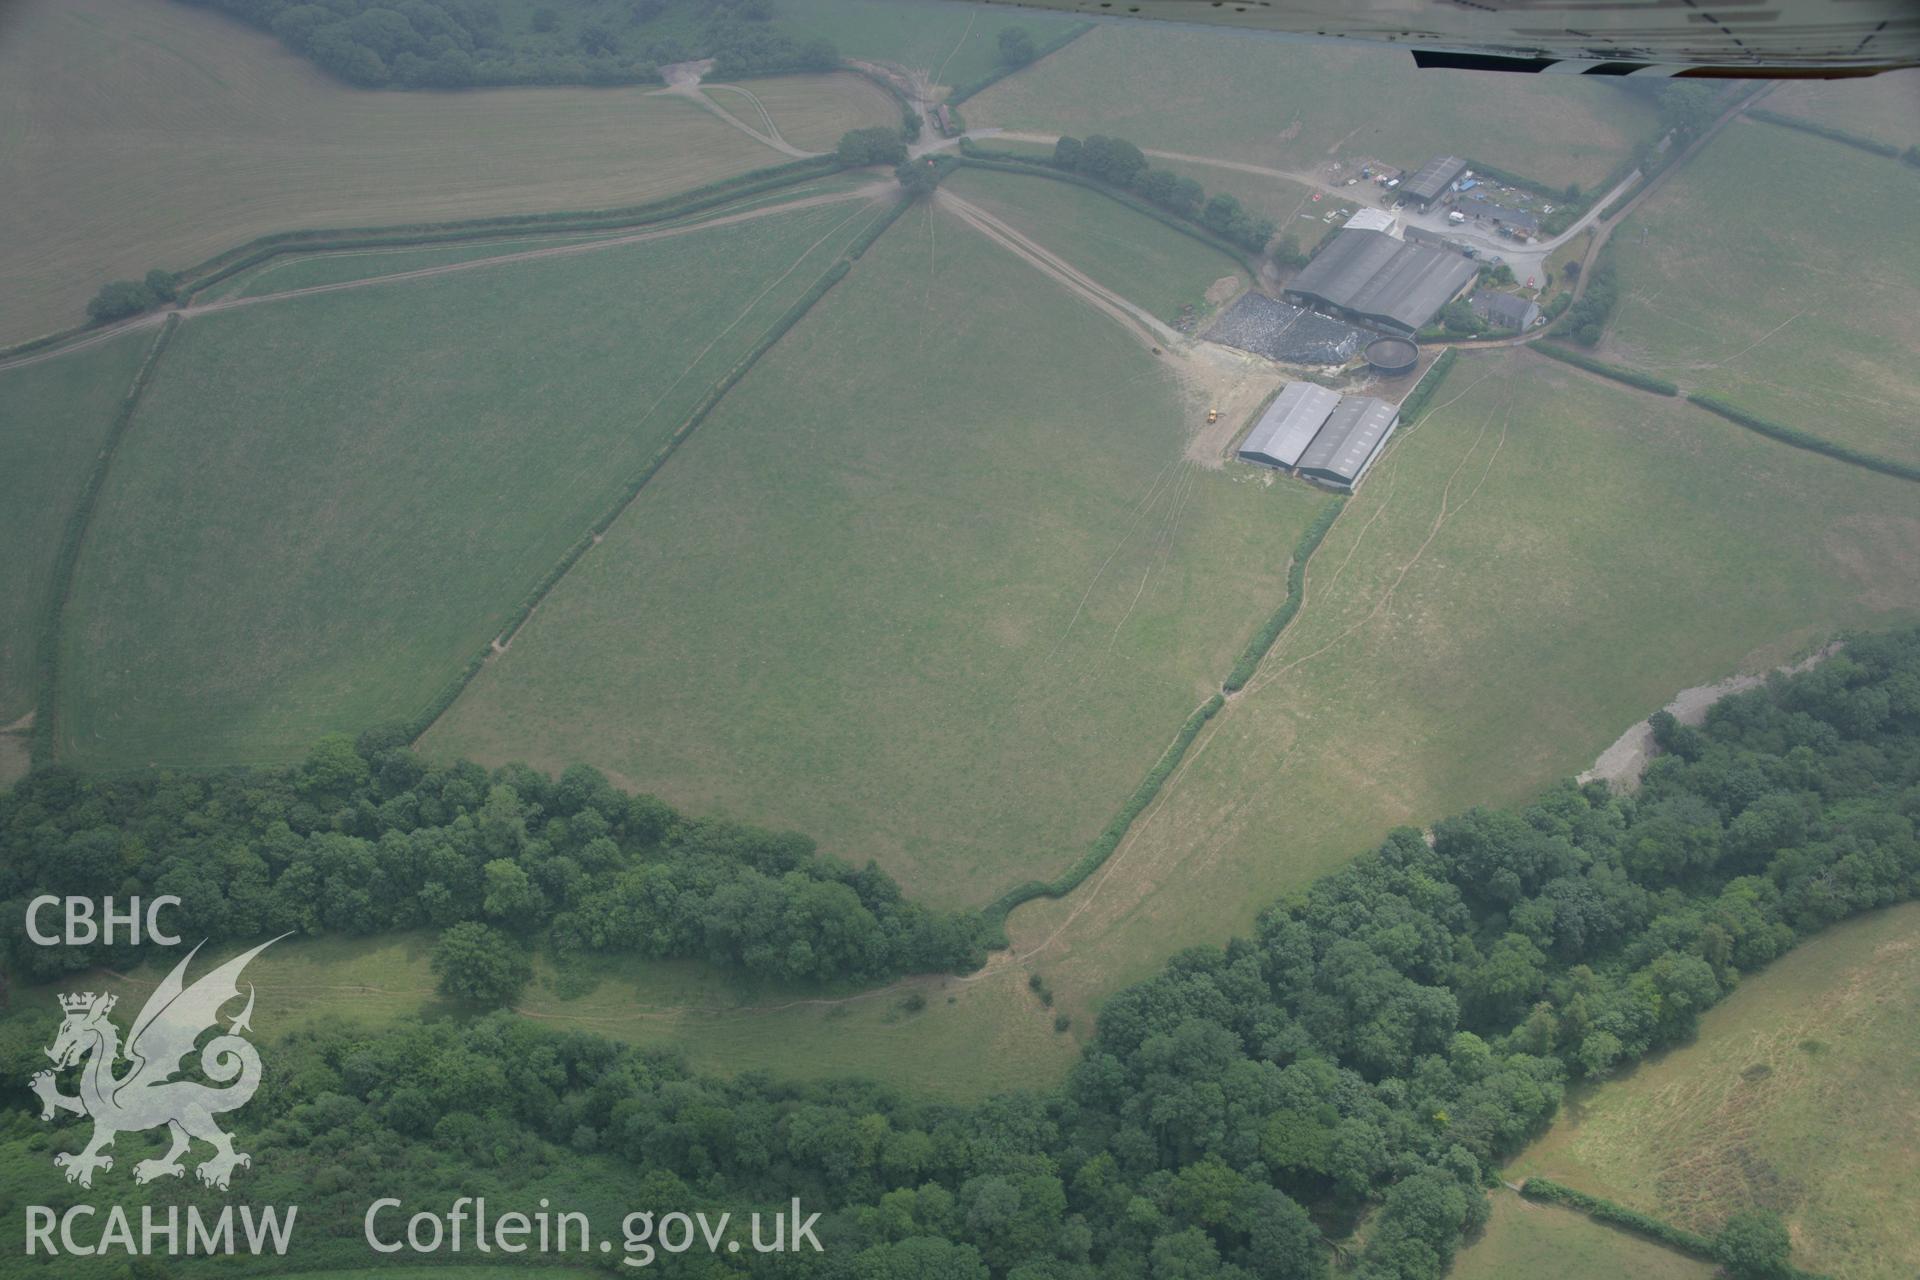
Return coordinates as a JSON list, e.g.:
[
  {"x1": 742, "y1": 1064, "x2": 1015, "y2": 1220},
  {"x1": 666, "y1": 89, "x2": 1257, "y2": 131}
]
[
  {"x1": 1519, "y1": 1178, "x2": 1831, "y2": 1280},
  {"x1": 0, "y1": 158, "x2": 845, "y2": 365},
  {"x1": 1687, "y1": 394, "x2": 1920, "y2": 484},
  {"x1": 1222, "y1": 498, "x2": 1344, "y2": 692},
  {"x1": 32, "y1": 318, "x2": 181, "y2": 764},
  {"x1": 400, "y1": 194, "x2": 916, "y2": 744},
  {"x1": 1744, "y1": 108, "x2": 1916, "y2": 164},
  {"x1": 981, "y1": 692, "x2": 1225, "y2": 937},
  {"x1": 1530, "y1": 342, "x2": 1679, "y2": 395},
  {"x1": 953, "y1": 146, "x2": 1257, "y2": 262}
]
